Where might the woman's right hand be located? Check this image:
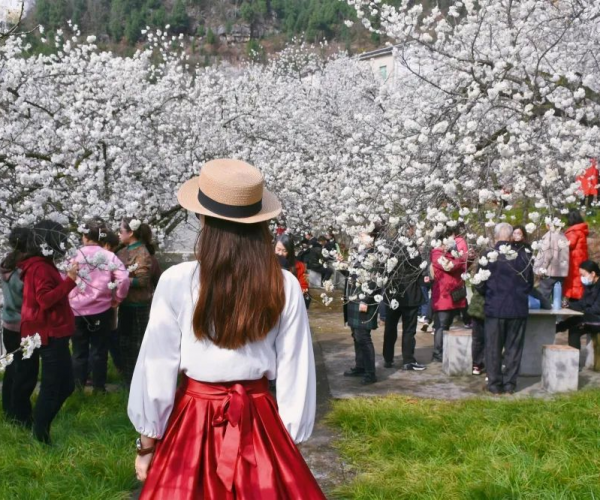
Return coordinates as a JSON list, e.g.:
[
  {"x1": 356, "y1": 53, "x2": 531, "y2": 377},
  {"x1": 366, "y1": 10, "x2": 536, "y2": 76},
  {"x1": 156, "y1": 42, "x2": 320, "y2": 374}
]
[{"x1": 67, "y1": 262, "x2": 80, "y2": 281}]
